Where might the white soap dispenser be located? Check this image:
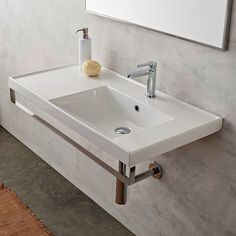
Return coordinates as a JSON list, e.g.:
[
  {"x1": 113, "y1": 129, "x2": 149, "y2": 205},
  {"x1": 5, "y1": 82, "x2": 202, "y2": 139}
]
[{"x1": 76, "y1": 27, "x2": 92, "y2": 70}]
